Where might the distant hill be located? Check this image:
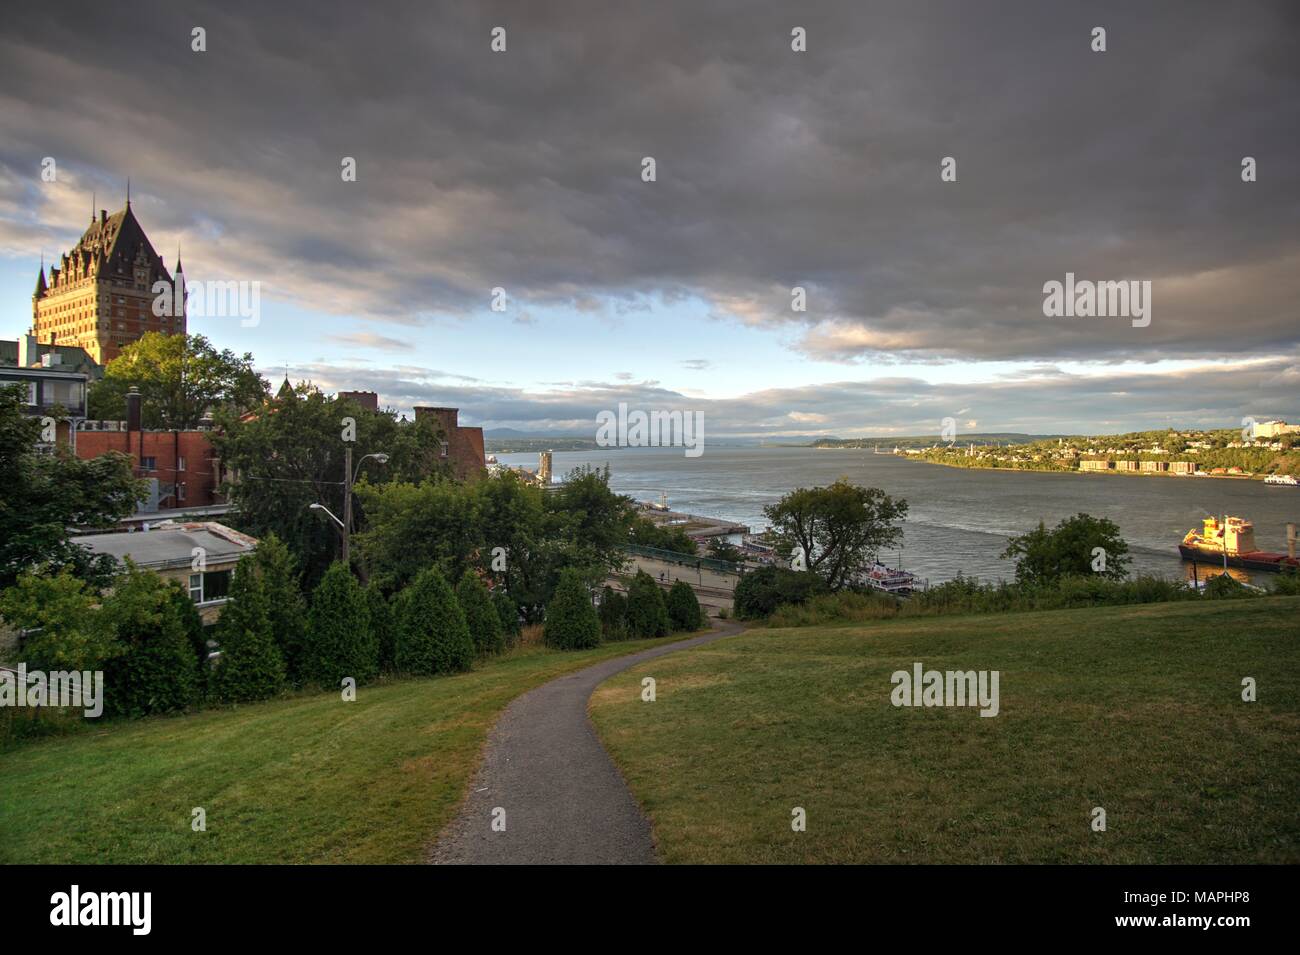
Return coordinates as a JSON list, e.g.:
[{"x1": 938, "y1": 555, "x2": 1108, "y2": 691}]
[{"x1": 813, "y1": 433, "x2": 1064, "y2": 449}]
